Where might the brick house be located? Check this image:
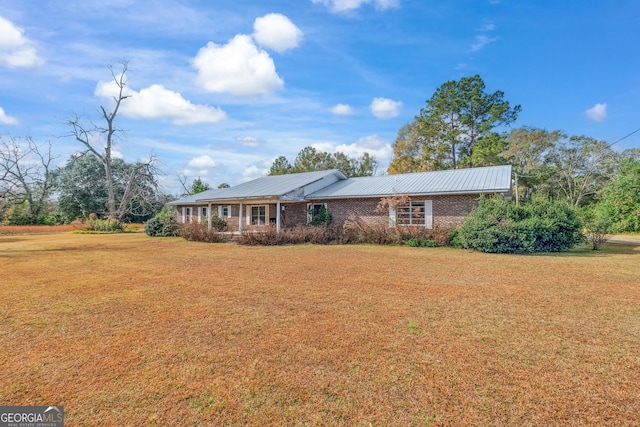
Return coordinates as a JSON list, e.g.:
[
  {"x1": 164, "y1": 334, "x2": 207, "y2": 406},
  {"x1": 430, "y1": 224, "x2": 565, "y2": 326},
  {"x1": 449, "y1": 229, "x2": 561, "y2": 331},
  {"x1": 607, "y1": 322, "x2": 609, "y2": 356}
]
[{"x1": 168, "y1": 165, "x2": 512, "y2": 232}]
